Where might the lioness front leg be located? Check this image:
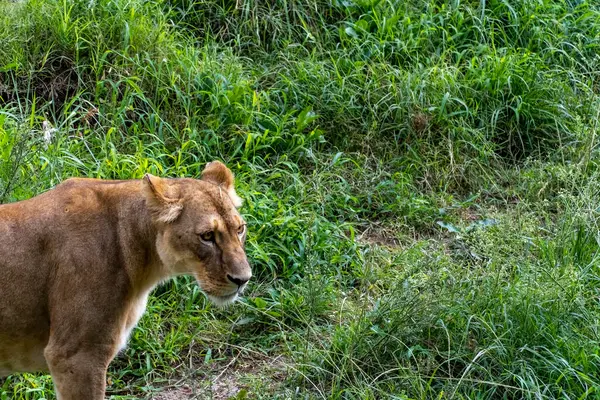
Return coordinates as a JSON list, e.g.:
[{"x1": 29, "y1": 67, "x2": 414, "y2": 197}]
[{"x1": 44, "y1": 341, "x2": 114, "y2": 400}]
